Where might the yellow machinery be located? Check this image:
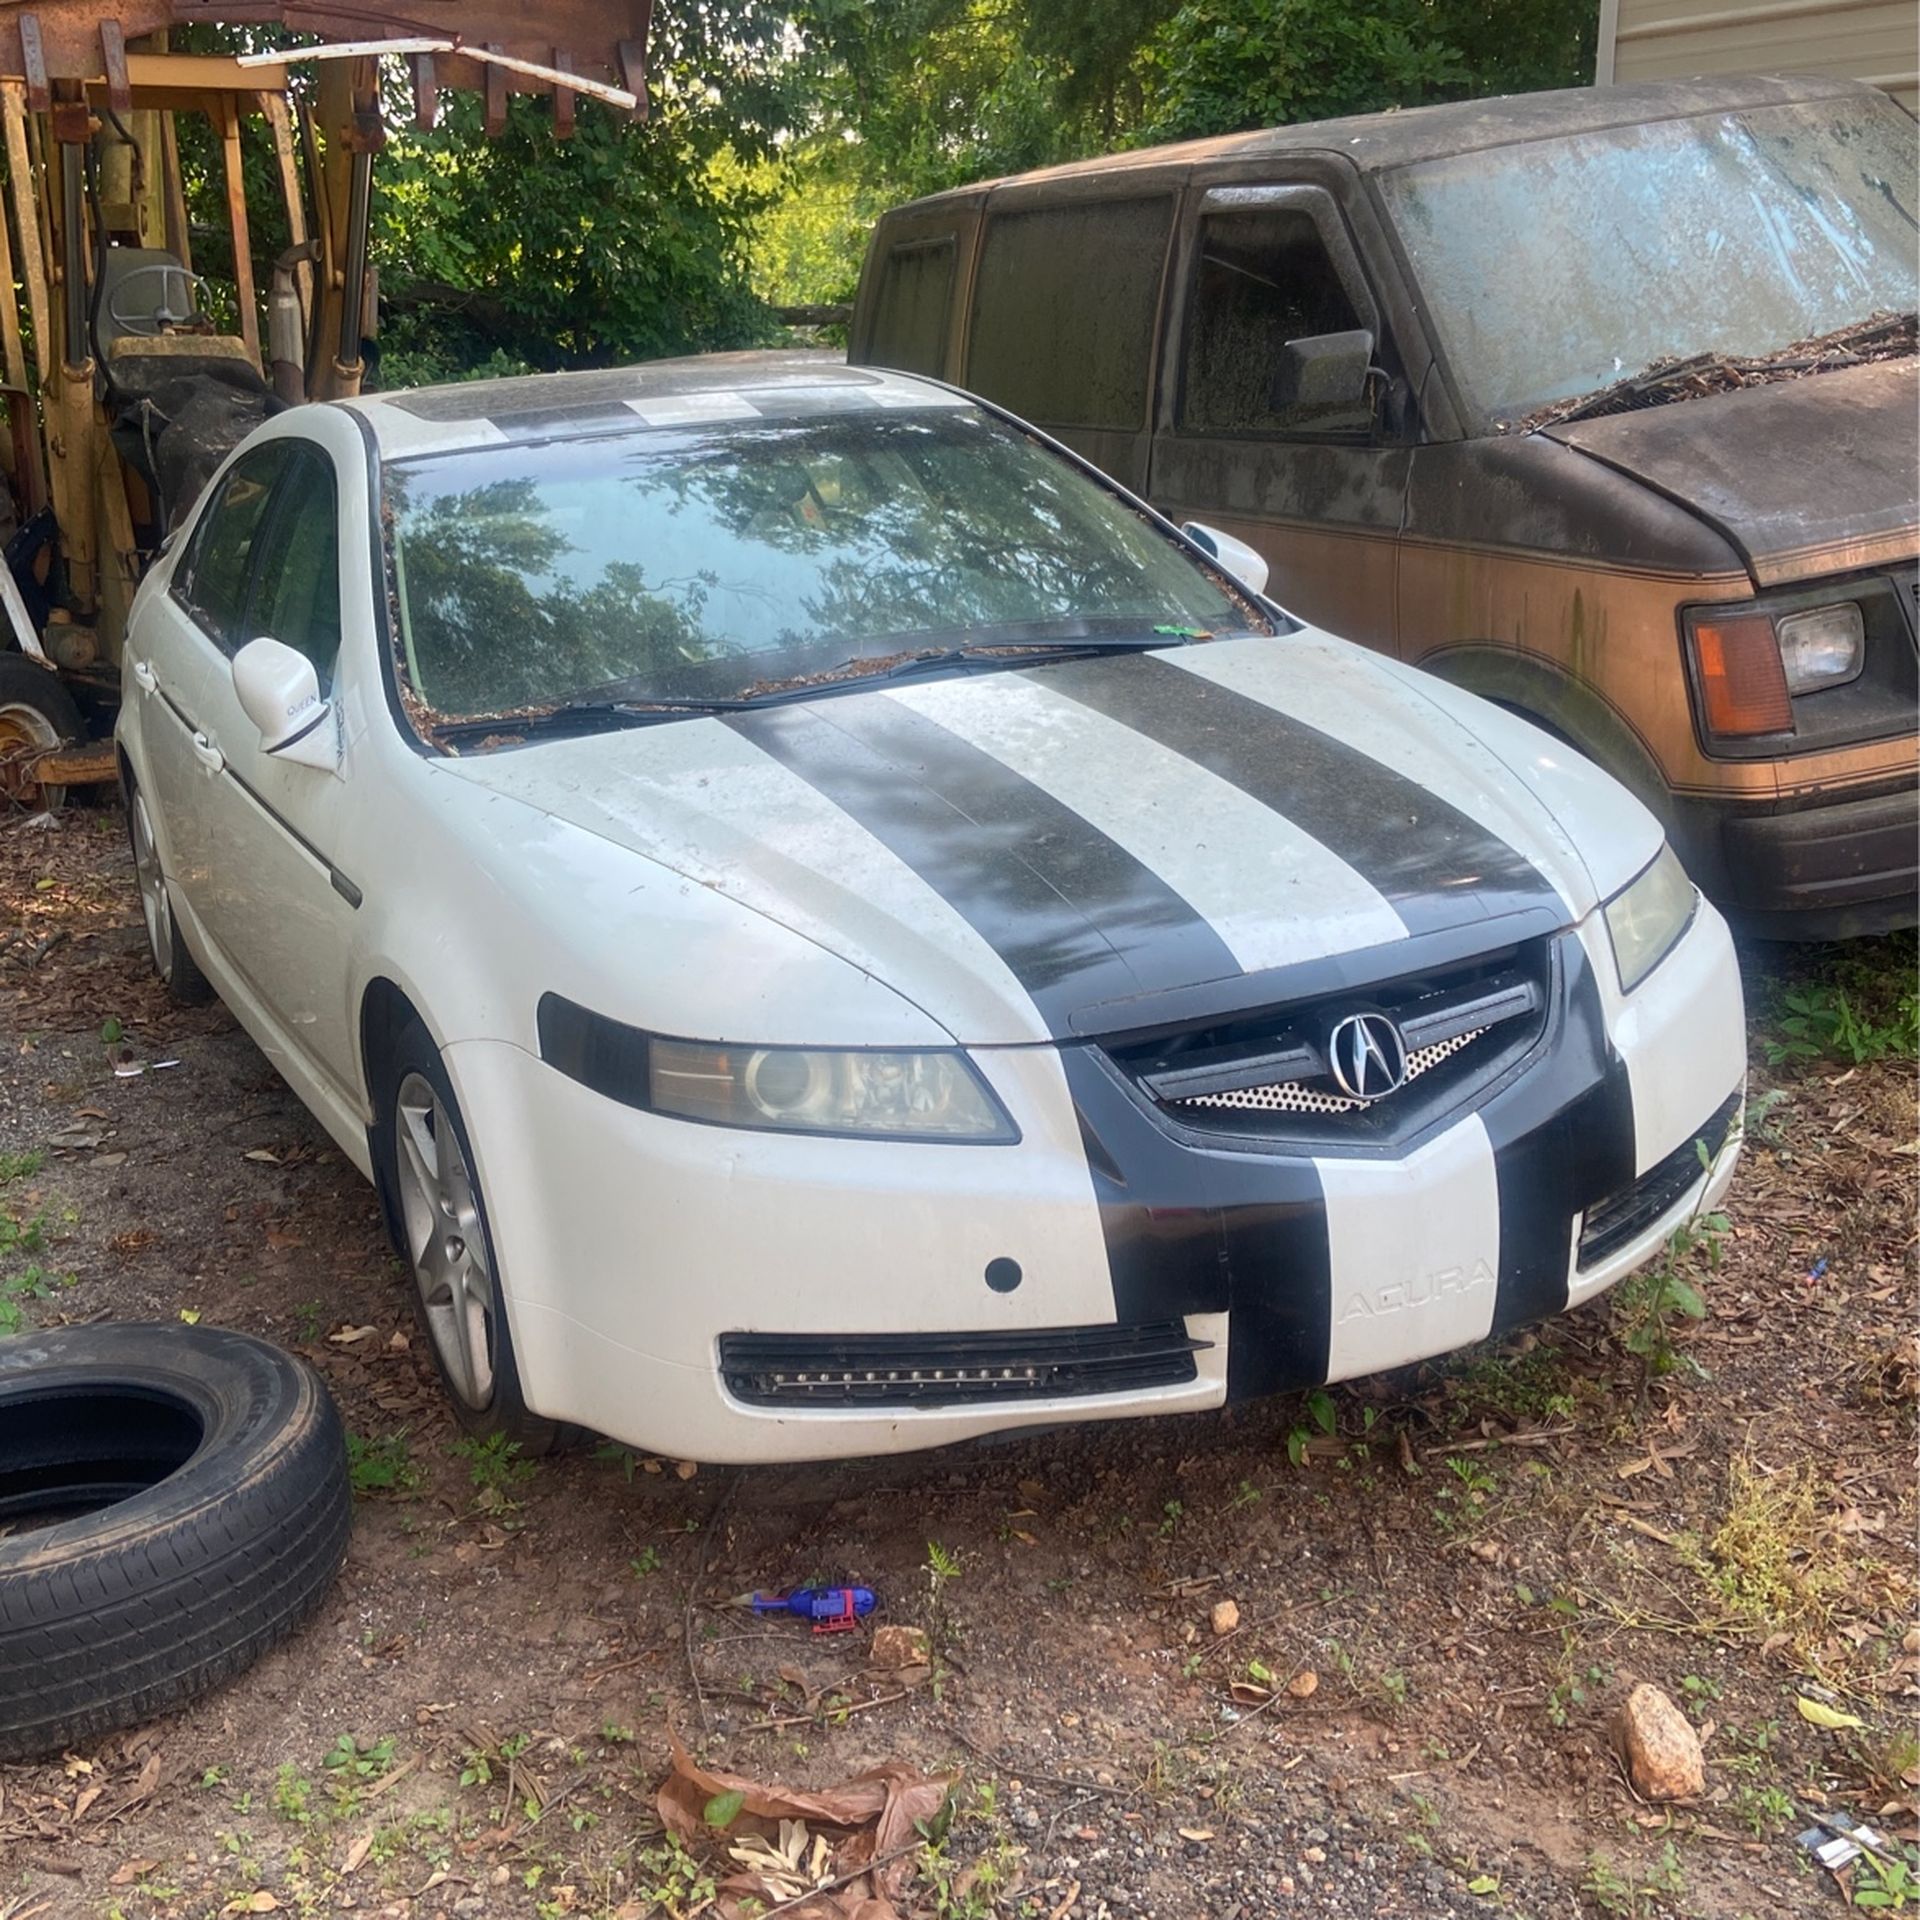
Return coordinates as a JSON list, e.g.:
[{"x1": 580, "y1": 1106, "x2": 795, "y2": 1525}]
[{"x1": 0, "y1": 2, "x2": 651, "y2": 804}]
